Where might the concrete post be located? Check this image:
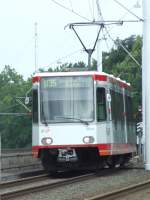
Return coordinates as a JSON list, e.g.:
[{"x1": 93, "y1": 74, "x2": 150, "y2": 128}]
[{"x1": 142, "y1": 0, "x2": 150, "y2": 170}]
